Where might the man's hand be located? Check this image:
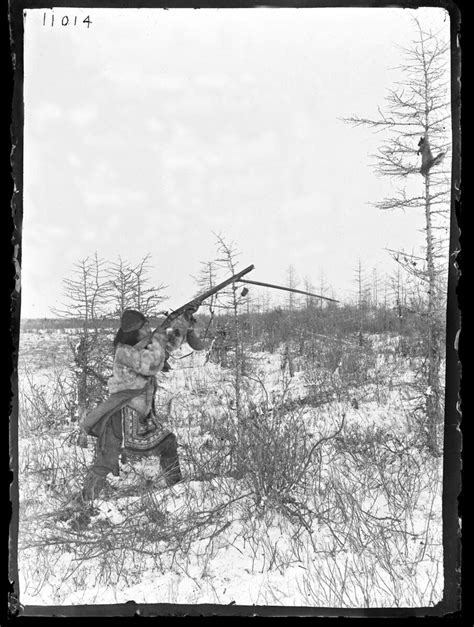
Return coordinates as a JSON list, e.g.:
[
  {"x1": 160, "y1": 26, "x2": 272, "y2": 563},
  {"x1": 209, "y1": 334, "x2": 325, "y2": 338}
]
[
  {"x1": 183, "y1": 304, "x2": 200, "y2": 323},
  {"x1": 186, "y1": 329, "x2": 206, "y2": 351}
]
